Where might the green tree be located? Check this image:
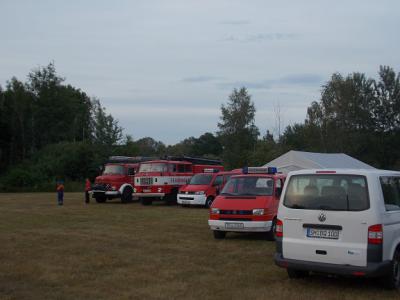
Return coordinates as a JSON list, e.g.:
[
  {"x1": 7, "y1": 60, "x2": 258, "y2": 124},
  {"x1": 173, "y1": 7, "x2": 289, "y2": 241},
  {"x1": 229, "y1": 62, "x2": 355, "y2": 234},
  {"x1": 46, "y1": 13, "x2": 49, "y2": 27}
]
[
  {"x1": 91, "y1": 99, "x2": 123, "y2": 145},
  {"x1": 218, "y1": 87, "x2": 259, "y2": 168}
]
